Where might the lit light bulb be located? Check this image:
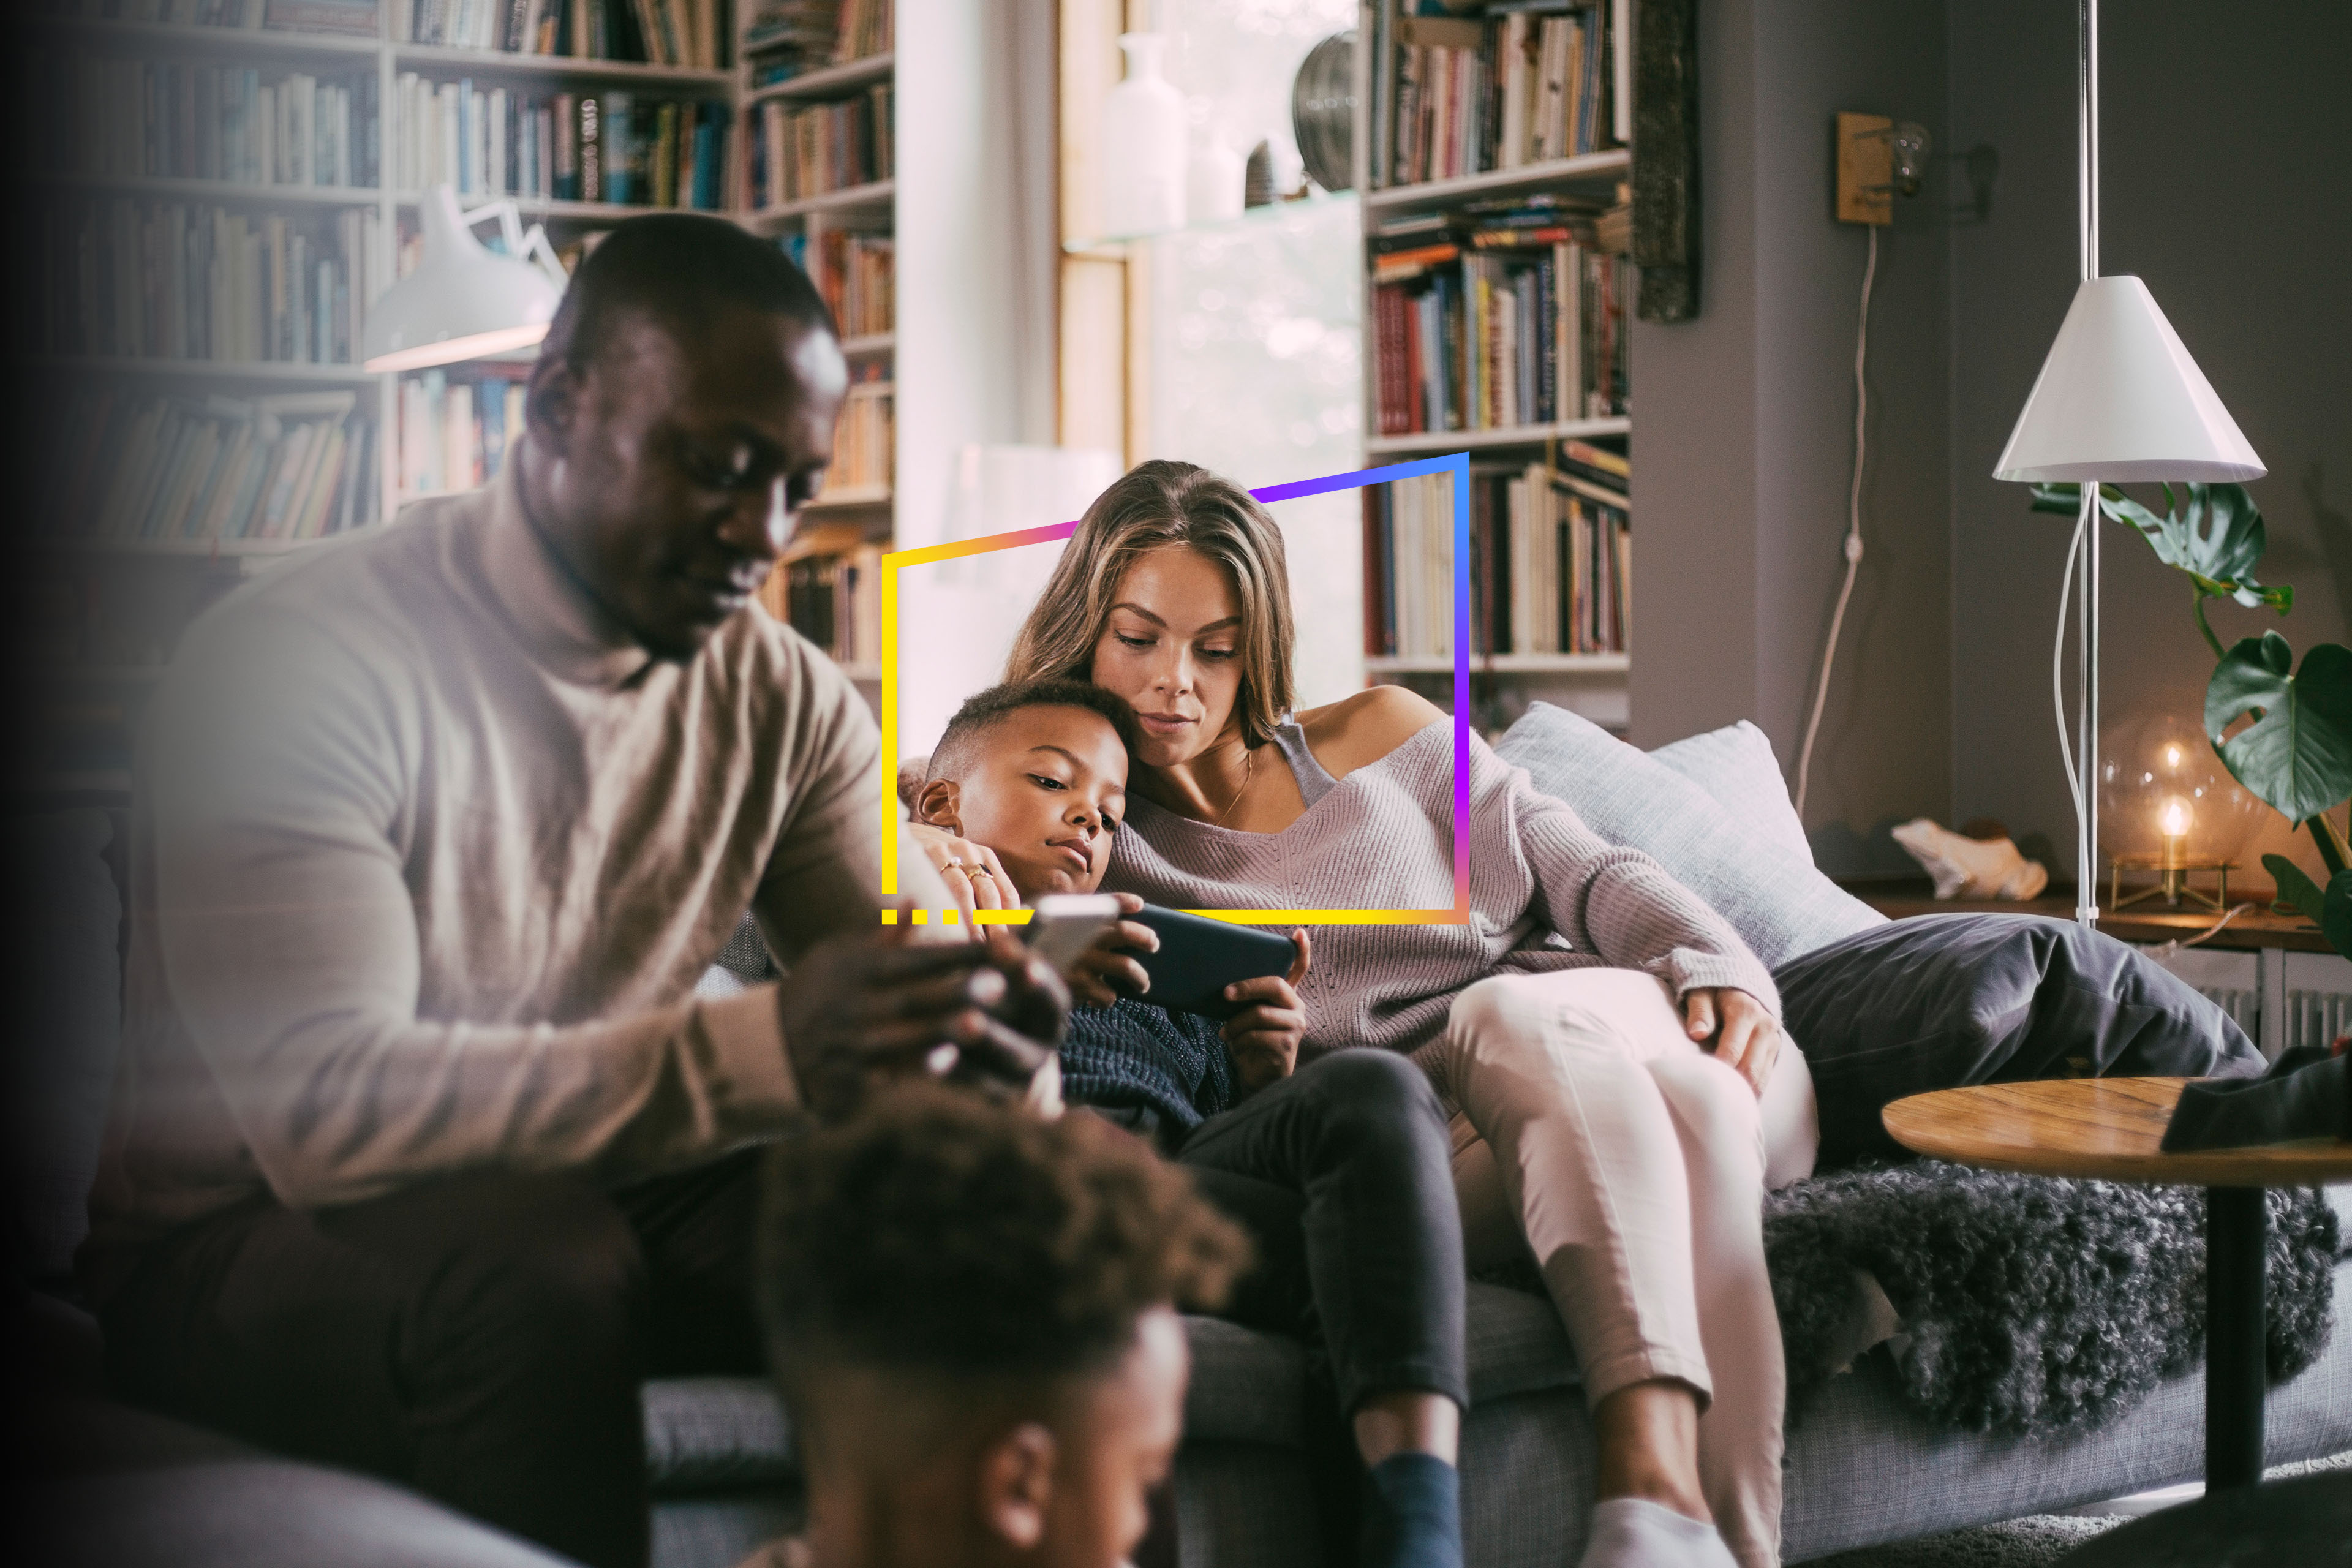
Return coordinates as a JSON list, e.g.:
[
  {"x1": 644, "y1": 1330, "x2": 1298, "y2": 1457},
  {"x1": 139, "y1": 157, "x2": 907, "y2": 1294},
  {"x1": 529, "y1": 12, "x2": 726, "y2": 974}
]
[
  {"x1": 2157, "y1": 796, "x2": 2194, "y2": 839},
  {"x1": 2162, "y1": 742, "x2": 2184, "y2": 769}
]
